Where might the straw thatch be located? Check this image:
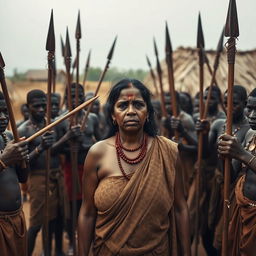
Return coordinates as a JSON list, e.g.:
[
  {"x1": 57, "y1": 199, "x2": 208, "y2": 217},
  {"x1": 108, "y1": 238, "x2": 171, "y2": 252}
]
[{"x1": 144, "y1": 46, "x2": 256, "y2": 96}]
